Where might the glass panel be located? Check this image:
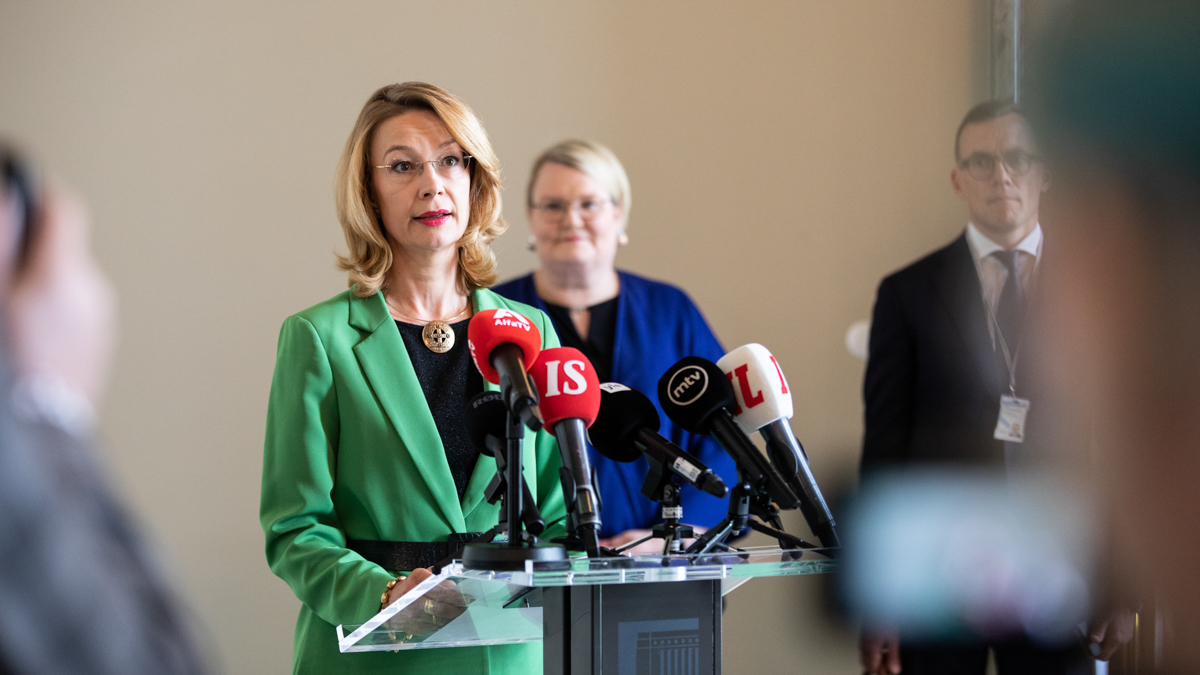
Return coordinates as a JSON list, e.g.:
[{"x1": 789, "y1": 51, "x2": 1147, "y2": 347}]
[{"x1": 337, "y1": 546, "x2": 836, "y2": 653}]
